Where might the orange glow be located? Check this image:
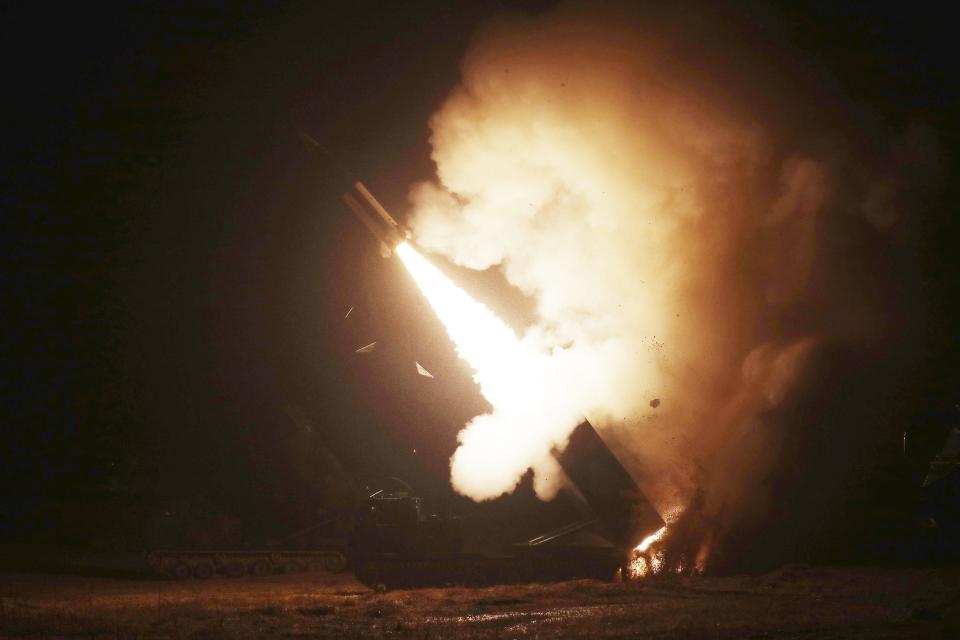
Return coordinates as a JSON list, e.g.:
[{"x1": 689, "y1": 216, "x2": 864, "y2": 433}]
[
  {"x1": 628, "y1": 525, "x2": 667, "y2": 578},
  {"x1": 397, "y1": 241, "x2": 526, "y2": 404},
  {"x1": 636, "y1": 525, "x2": 668, "y2": 554},
  {"x1": 396, "y1": 241, "x2": 581, "y2": 500}
]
